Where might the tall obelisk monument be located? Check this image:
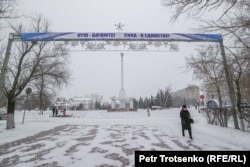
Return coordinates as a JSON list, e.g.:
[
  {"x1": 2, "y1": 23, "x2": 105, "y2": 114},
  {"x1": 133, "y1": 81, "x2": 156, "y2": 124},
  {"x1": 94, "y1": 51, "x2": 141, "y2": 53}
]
[{"x1": 119, "y1": 52, "x2": 126, "y2": 109}]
